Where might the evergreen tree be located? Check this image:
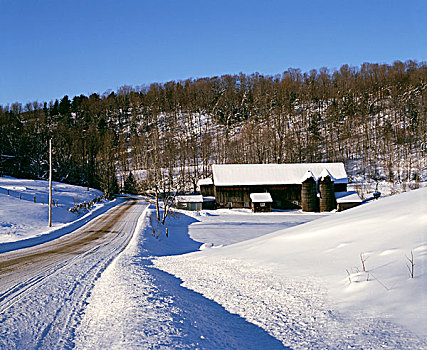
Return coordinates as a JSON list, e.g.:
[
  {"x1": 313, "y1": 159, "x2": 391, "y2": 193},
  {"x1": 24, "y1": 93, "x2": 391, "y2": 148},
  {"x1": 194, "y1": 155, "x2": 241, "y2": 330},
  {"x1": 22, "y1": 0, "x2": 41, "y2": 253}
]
[{"x1": 123, "y1": 172, "x2": 139, "y2": 194}]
